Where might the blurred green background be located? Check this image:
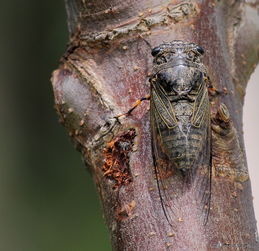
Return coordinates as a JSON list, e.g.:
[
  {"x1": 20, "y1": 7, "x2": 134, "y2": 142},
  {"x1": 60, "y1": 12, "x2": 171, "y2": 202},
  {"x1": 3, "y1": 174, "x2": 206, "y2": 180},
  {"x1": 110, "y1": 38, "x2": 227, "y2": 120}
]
[{"x1": 0, "y1": 1, "x2": 111, "y2": 250}]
